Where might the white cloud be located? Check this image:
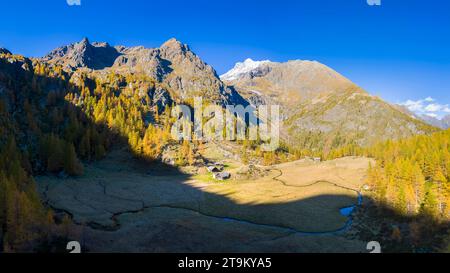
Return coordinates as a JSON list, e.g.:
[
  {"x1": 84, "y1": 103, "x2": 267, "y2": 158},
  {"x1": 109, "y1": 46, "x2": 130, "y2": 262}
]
[
  {"x1": 398, "y1": 97, "x2": 450, "y2": 120},
  {"x1": 401, "y1": 99, "x2": 425, "y2": 112},
  {"x1": 425, "y1": 113, "x2": 438, "y2": 118},
  {"x1": 67, "y1": 0, "x2": 81, "y2": 5},
  {"x1": 424, "y1": 103, "x2": 442, "y2": 112}
]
